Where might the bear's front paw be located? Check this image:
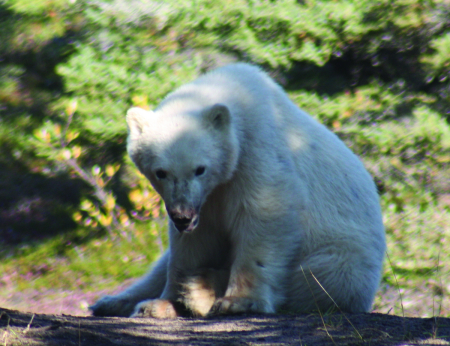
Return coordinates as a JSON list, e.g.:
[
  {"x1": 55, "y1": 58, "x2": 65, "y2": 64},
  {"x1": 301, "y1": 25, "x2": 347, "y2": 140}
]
[
  {"x1": 90, "y1": 295, "x2": 136, "y2": 317},
  {"x1": 208, "y1": 297, "x2": 272, "y2": 316},
  {"x1": 131, "y1": 299, "x2": 179, "y2": 319}
]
